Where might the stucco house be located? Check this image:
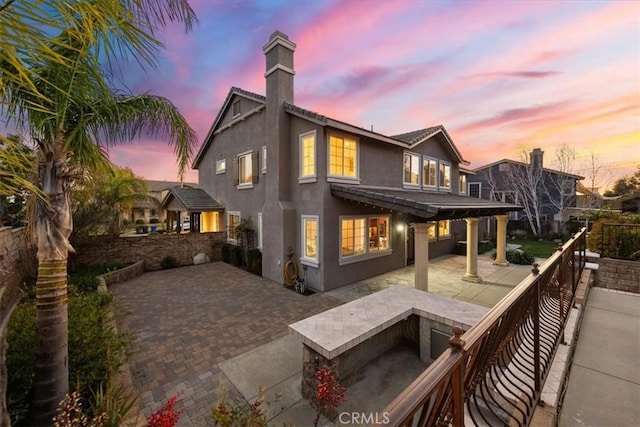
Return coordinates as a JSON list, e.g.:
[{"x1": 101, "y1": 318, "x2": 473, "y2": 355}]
[
  {"x1": 124, "y1": 179, "x2": 198, "y2": 224},
  {"x1": 193, "y1": 31, "x2": 520, "y2": 292},
  {"x1": 468, "y1": 149, "x2": 583, "y2": 227}
]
